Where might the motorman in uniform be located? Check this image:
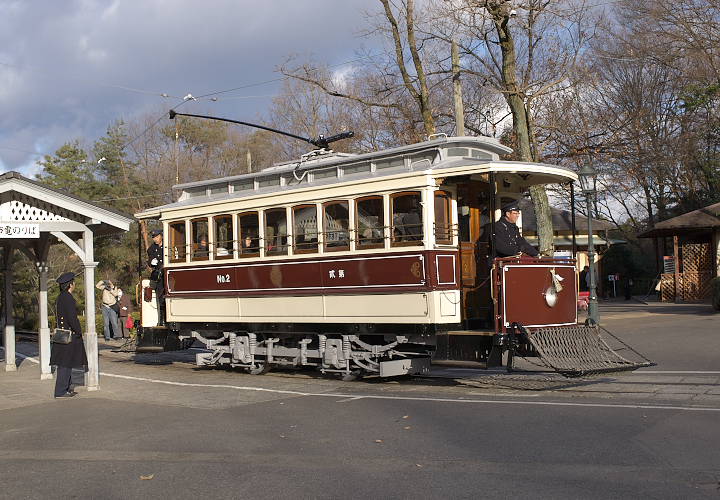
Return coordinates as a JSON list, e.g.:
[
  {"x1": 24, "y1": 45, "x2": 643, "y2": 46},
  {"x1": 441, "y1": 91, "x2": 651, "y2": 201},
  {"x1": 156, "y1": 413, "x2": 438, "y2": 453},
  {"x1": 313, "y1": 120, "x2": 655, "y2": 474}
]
[
  {"x1": 147, "y1": 228, "x2": 165, "y2": 324},
  {"x1": 479, "y1": 201, "x2": 539, "y2": 260}
]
